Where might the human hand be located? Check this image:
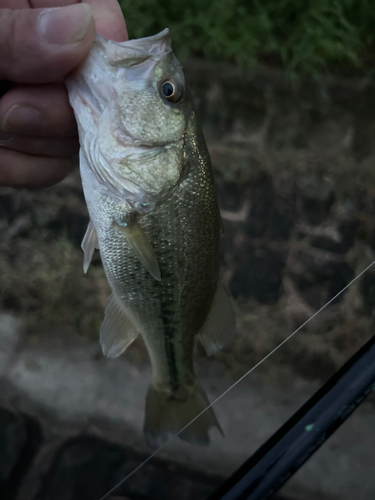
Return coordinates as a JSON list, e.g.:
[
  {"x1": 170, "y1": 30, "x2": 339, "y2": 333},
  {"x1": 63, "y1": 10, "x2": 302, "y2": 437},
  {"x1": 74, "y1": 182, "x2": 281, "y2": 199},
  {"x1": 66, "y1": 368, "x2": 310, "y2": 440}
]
[{"x1": 0, "y1": 0, "x2": 127, "y2": 188}]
